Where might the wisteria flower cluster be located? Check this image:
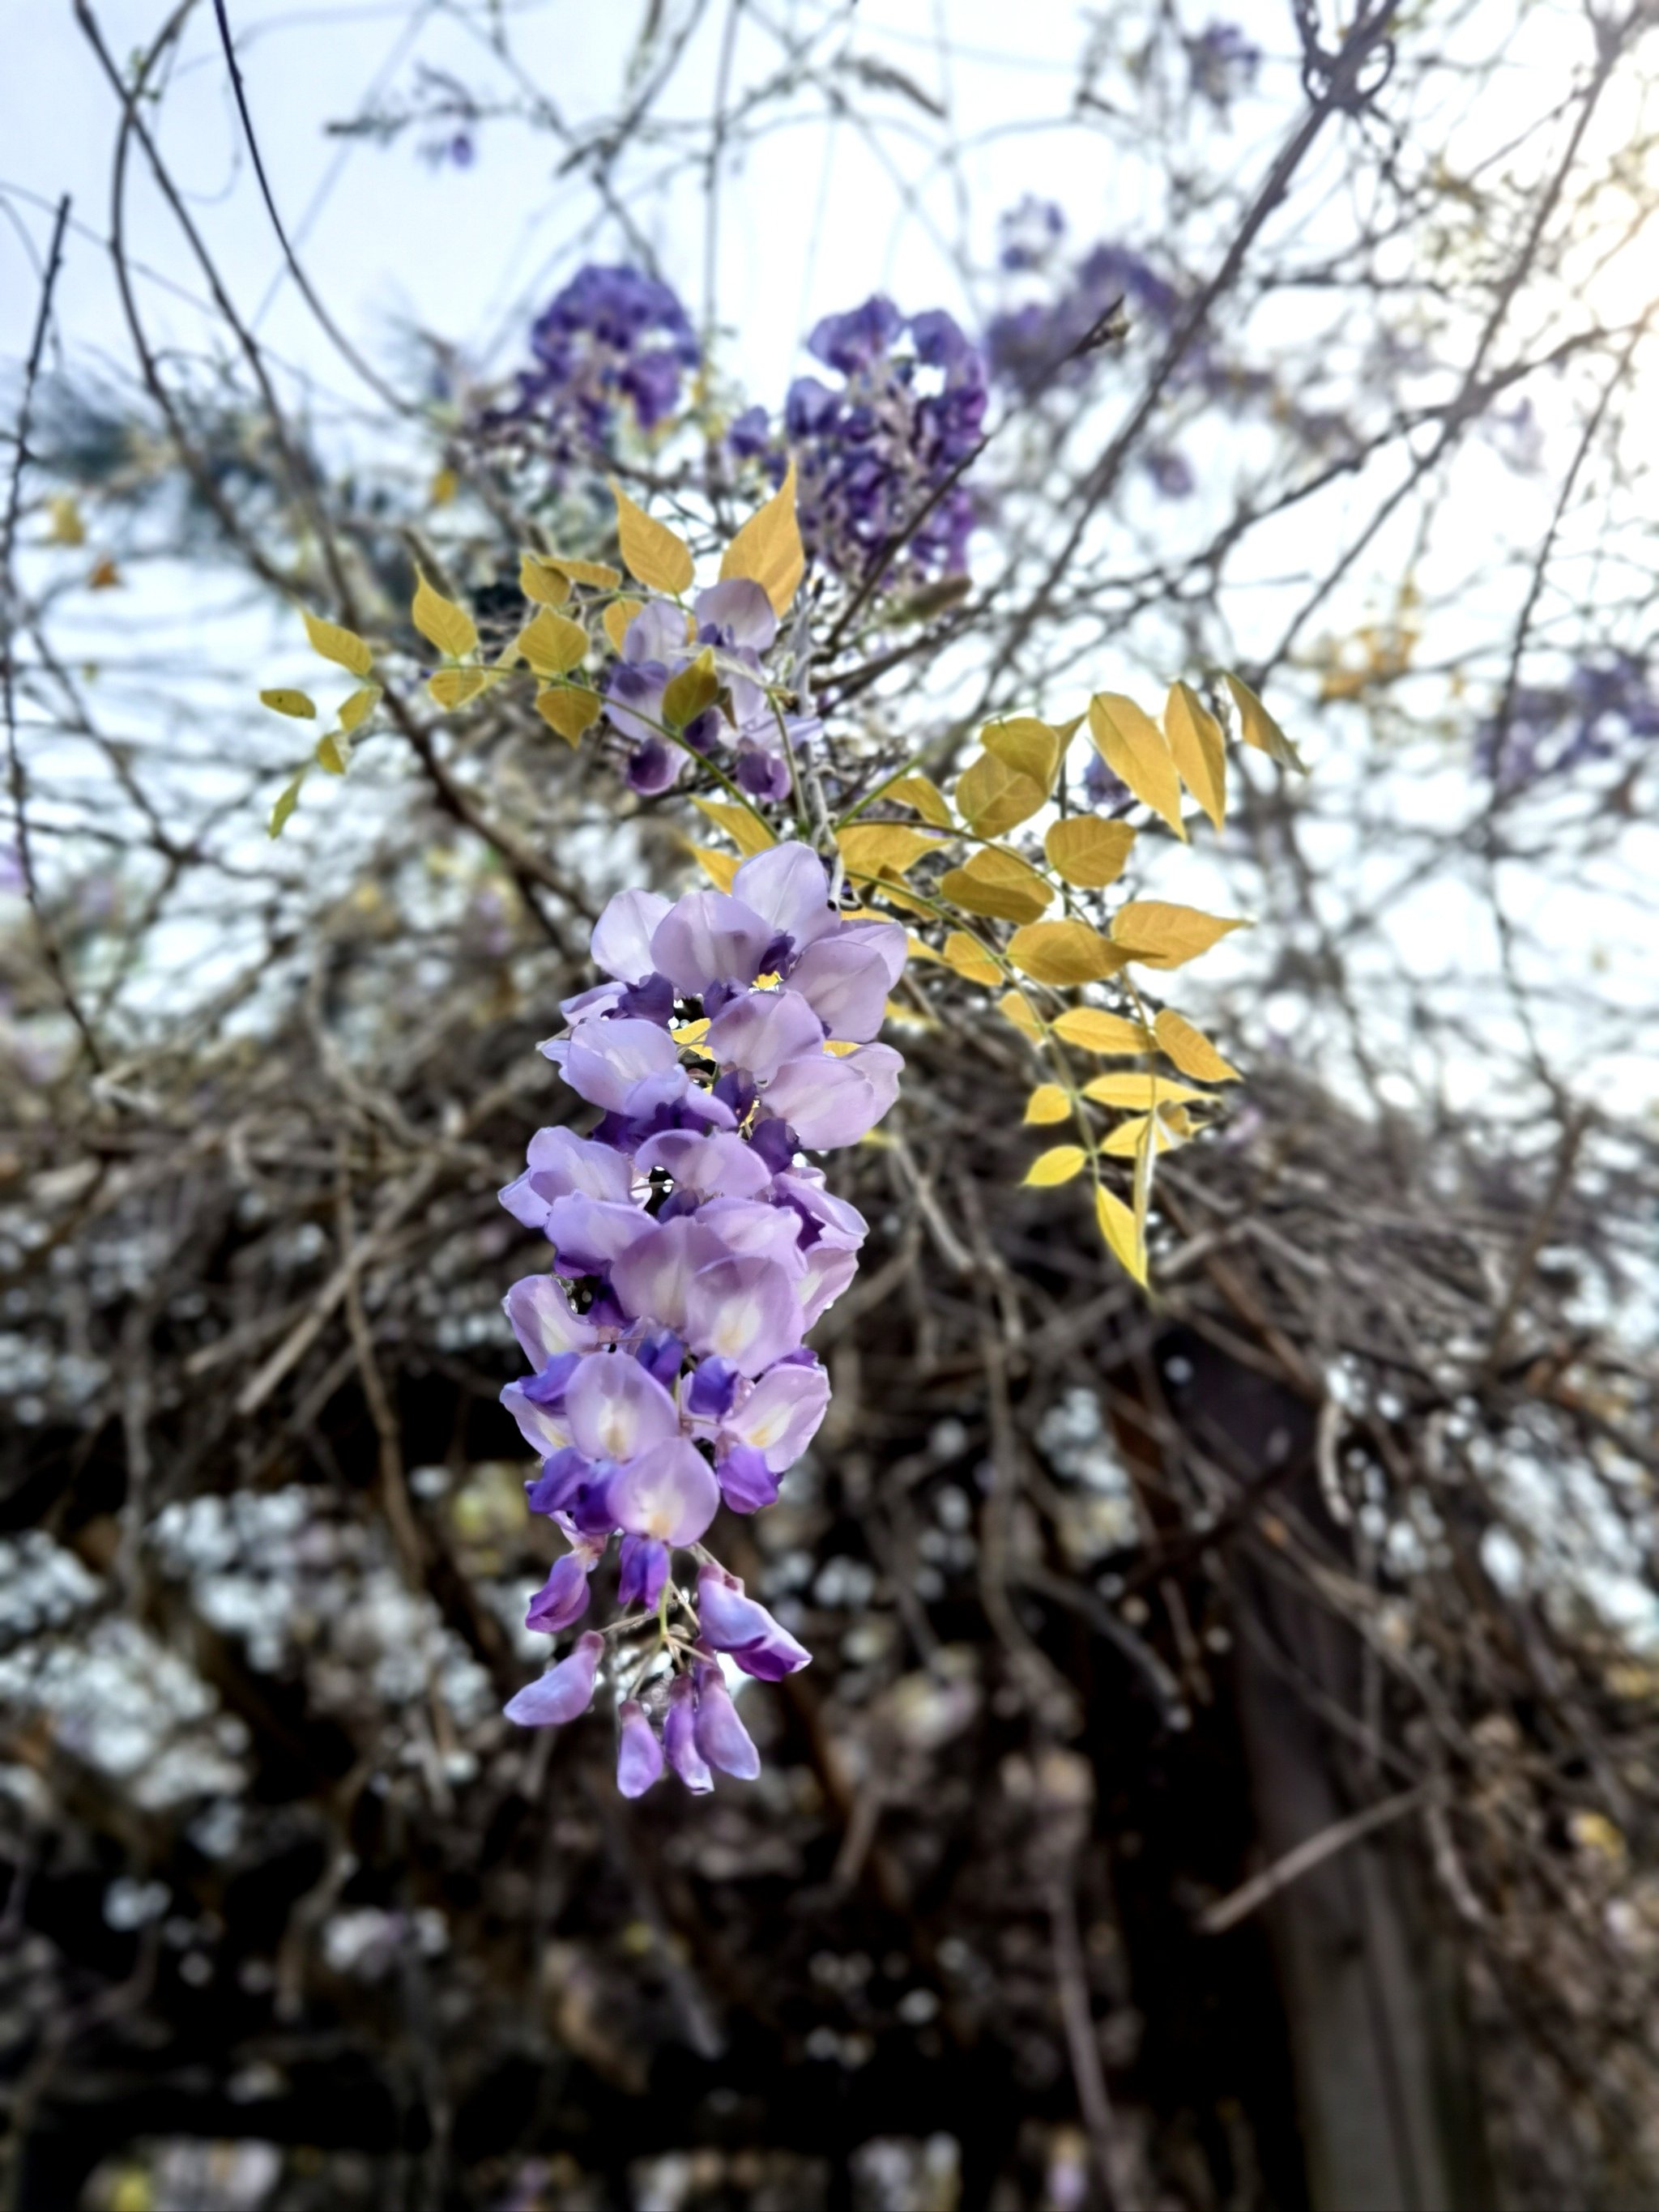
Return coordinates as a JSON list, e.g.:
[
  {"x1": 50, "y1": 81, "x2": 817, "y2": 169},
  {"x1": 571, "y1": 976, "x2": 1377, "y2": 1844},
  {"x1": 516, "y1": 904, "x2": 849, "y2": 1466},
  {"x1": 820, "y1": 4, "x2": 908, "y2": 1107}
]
[{"x1": 495, "y1": 842, "x2": 906, "y2": 1790}]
